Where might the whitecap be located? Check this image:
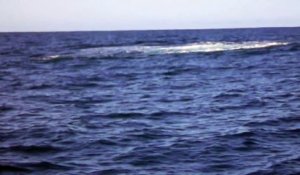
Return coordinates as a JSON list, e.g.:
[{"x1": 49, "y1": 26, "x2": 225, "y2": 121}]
[
  {"x1": 37, "y1": 41, "x2": 289, "y2": 60},
  {"x1": 78, "y1": 41, "x2": 288, "y2": 57}
]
